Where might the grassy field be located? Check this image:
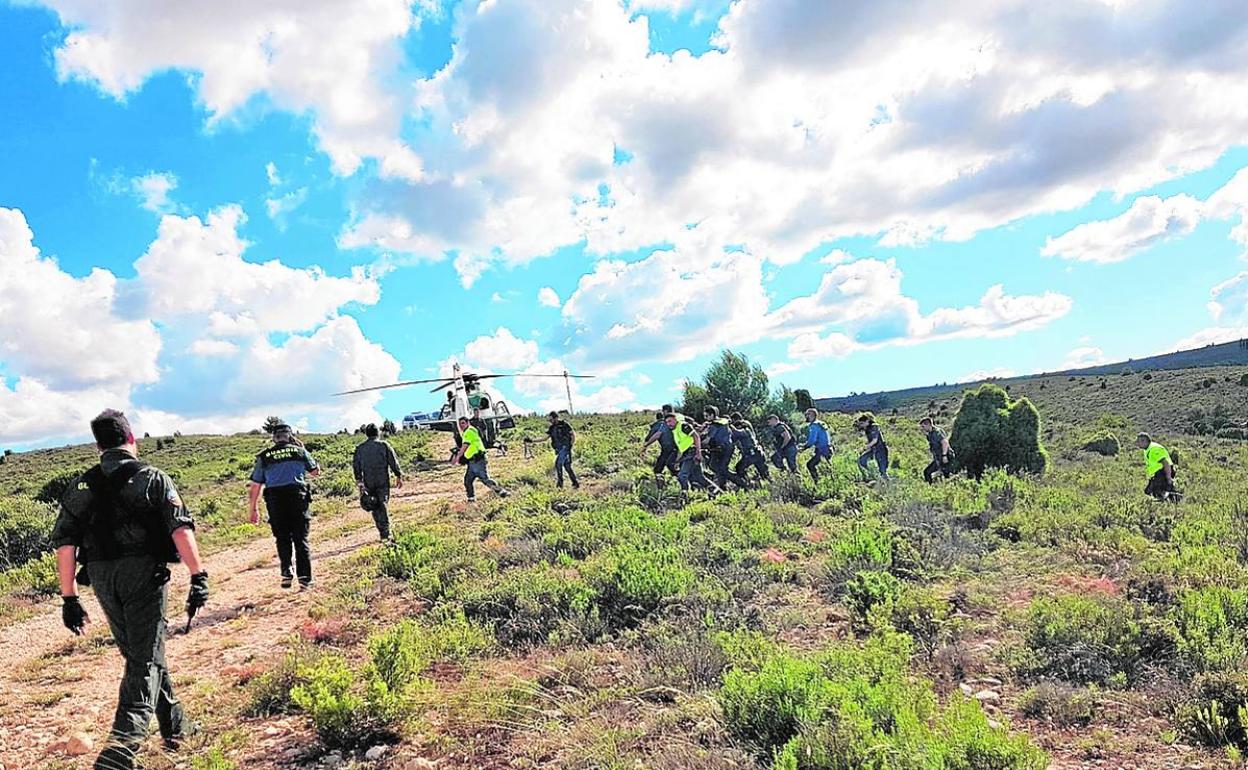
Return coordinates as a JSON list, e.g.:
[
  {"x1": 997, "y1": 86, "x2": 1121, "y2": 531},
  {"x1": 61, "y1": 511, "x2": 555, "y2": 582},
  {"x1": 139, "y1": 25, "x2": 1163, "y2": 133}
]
[{"x1": 5, "y1": 394, "x2": 1248, "y2": 768}]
